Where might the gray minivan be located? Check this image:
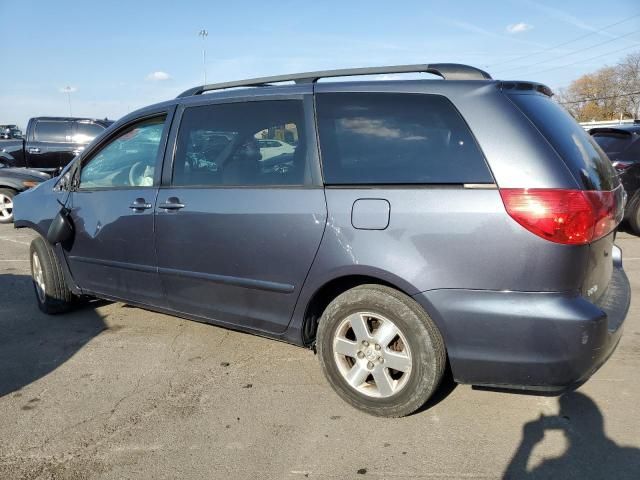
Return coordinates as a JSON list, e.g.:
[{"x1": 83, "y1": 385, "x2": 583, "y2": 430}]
[{"x1": 14, "y1": 64, "x2": 630, "y2": 417}]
